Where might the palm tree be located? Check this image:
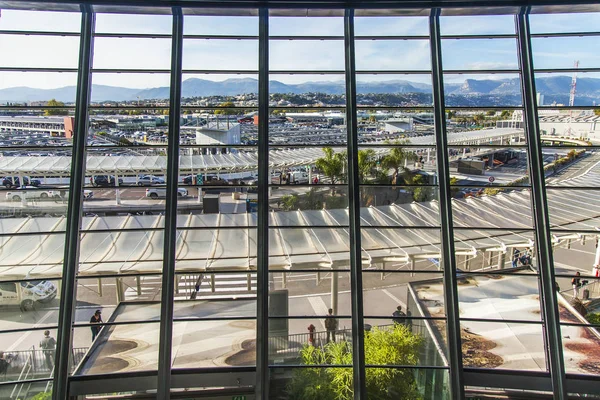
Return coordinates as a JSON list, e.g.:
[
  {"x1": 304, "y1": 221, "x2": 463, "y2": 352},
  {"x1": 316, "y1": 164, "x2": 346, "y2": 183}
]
[
  {"x1": 357, "y1": 149, "x2": 377, "y2": 184},
  {"x1": 380, "y1": 141, "x2": 416, "y2": 186},
  {"x1": 315, "y1": 147, "x2": 345, "y2": 185}
]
